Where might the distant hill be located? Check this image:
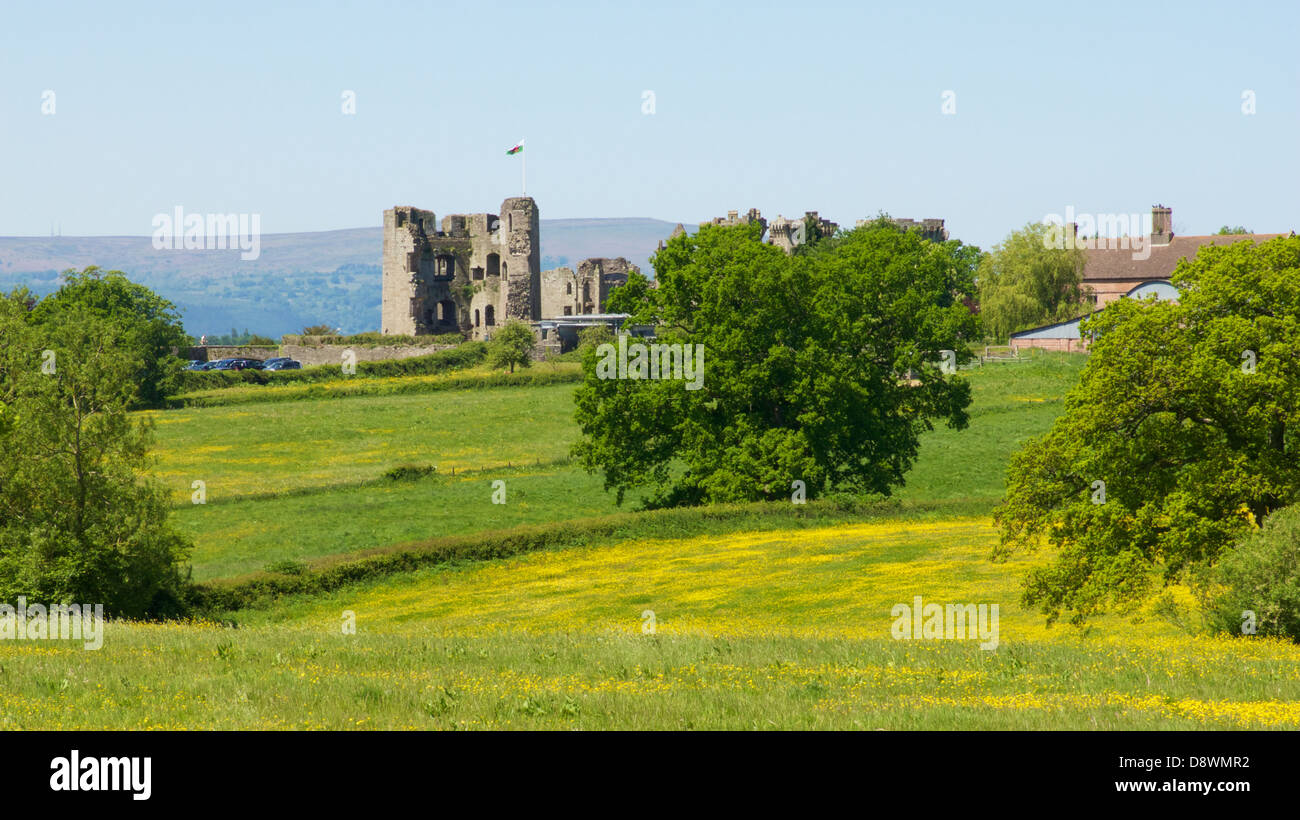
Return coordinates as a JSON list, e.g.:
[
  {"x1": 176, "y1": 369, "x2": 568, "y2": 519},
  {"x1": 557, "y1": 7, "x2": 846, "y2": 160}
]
[{"x1": 0, "y1": 217, "x2": 680, "y2": 337}]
